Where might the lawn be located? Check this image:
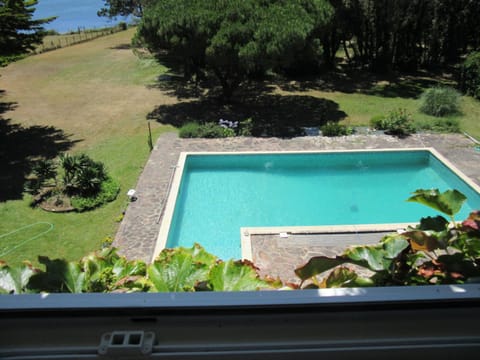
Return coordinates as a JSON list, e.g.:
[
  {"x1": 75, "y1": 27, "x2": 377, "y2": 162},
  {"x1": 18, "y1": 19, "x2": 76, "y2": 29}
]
[
  {"x1": 275, "y1": 73, "x2": 480, "y2": 139},
  {"x1": 0, "y1": 28, "x2": 175, "y2": 266}
]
